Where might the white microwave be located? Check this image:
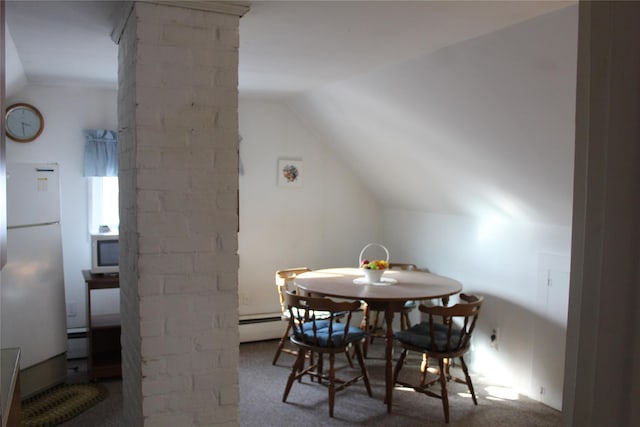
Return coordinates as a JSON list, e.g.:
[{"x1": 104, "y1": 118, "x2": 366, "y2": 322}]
[{"x1": 91, "y1": 233, "x2": 119, "y2": 275}]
